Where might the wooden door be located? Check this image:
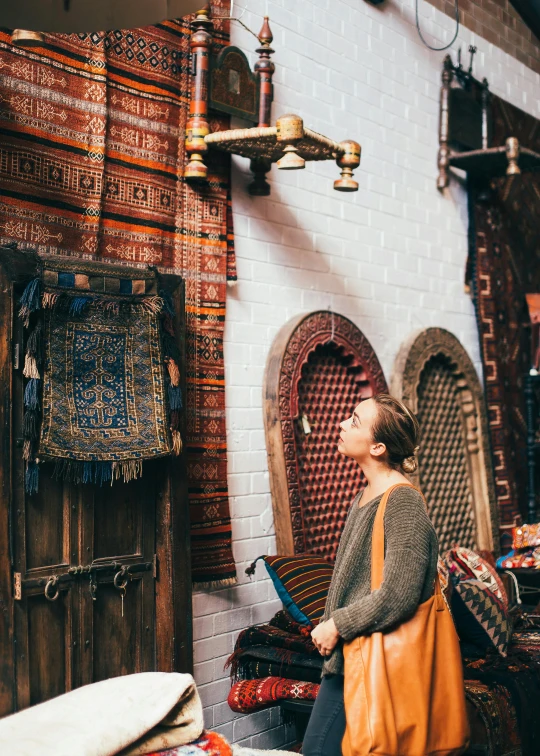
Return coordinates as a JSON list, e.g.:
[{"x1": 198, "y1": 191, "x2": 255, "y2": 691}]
[{"x1": 0, "y1": 249, "x2": 192, "y2": 715}]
